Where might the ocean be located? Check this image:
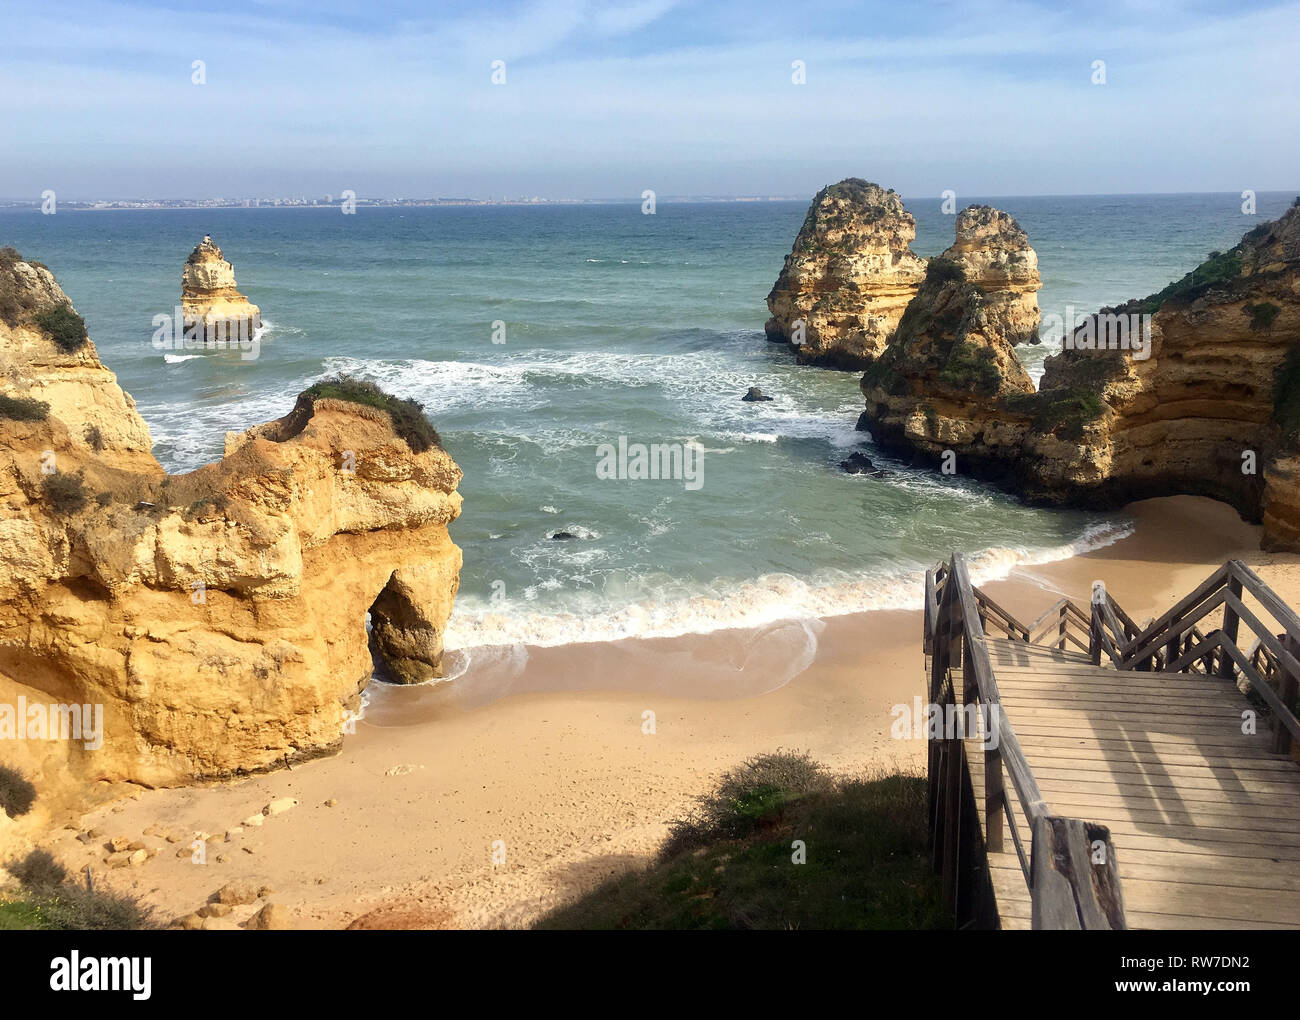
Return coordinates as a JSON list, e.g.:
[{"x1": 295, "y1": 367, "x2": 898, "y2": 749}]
[{"x1": 2, "y1": 191, "x2": 1294, "y2": 651}]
